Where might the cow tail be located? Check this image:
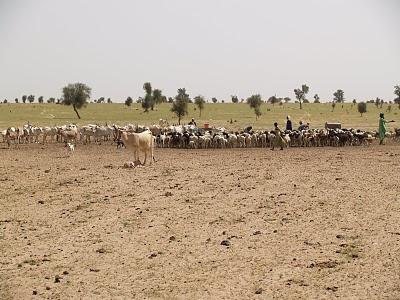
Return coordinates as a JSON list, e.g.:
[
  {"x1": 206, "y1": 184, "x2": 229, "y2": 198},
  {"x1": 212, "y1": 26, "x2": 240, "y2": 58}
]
[{"x1": 152, "y1": 135, "x2": 156, "y2": 162}]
